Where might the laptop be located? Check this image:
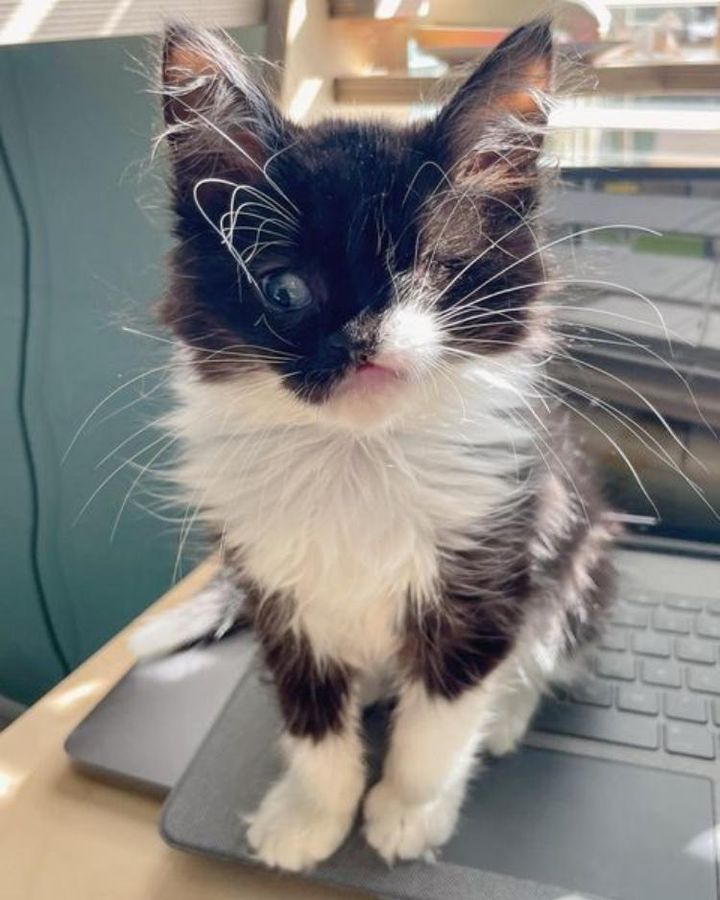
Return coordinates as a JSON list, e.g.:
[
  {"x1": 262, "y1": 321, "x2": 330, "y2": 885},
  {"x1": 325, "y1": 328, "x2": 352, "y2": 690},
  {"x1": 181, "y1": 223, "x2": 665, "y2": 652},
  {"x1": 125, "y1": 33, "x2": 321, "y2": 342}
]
[
  {"x1": 67, "y1": 545, "x2": 720, "y2": 900},
  {"x1": 64, "y1": 629, "x2": 256, "y2": 794}
]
